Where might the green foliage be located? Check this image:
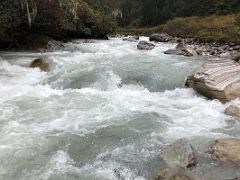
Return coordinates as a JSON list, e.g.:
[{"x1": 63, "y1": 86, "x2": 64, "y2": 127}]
[
  {"x1": 0, "y1": 0, "x2": 117, "y2": 48},
  {"x1": 117, "y1": 0, "x2": 240, "y2": 27},
  {"x1": 236, "y1": 13, "x2": 240, "y2": 27}
]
